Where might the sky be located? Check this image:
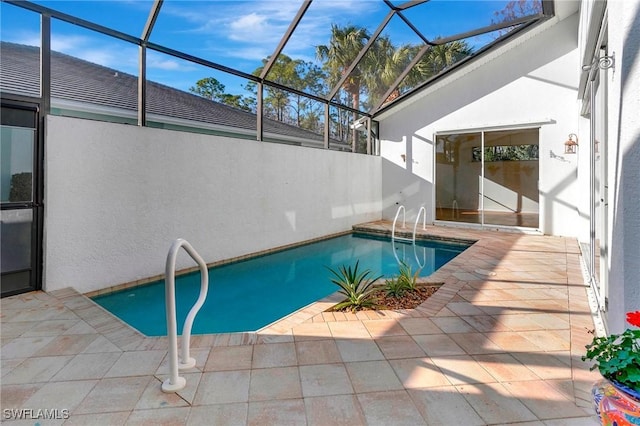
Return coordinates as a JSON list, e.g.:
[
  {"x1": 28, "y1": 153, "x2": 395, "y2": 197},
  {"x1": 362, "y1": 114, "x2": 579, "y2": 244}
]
[{"x1": 0, "y1": 0, "x2": 523, "y2": 98}]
